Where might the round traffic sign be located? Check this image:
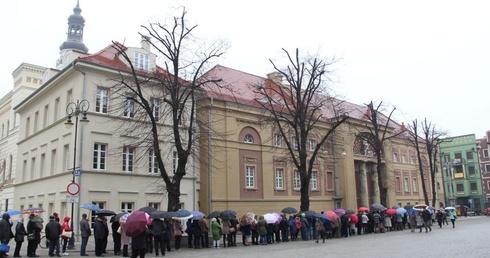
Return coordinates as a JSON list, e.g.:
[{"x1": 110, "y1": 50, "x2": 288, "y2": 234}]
[{"x1": 67, "y1": 182, "x2": 80, "y2": 195}]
